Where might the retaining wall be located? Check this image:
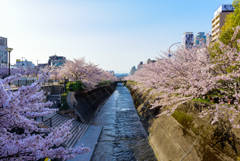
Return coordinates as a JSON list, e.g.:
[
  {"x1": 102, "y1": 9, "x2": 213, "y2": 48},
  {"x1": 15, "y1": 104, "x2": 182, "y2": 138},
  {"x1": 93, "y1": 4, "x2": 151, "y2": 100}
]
[
  {"x1": 126, "y1": 82, "x2": 240, "y2": 161},
  {"x1": 70, "y1": 82, "x2": 117, "y2": 124}
]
